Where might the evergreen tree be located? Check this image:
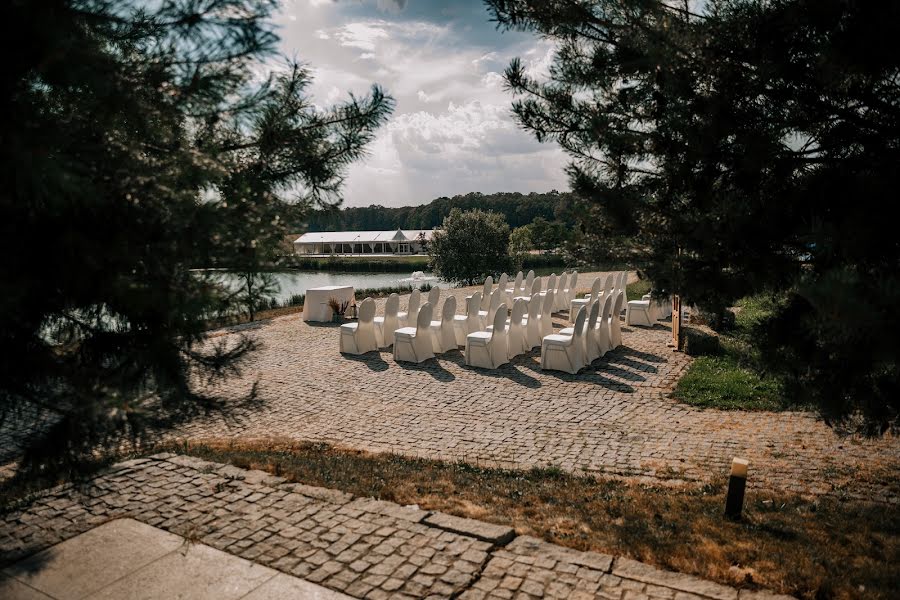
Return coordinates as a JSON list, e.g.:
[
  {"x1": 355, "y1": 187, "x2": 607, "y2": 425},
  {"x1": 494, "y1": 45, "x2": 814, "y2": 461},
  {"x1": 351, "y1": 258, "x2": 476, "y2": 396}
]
[
  {"x1": 0, "y1": 0, "x2": 393, "y2": 470},
  {"x1": 487, "y1": 0, "x2": 900, "y2": 432}
]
